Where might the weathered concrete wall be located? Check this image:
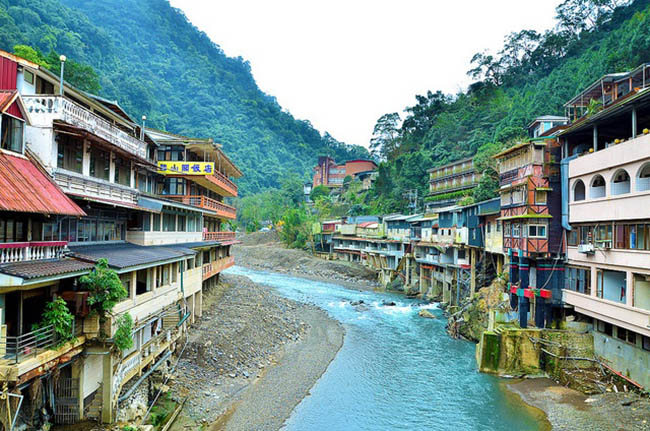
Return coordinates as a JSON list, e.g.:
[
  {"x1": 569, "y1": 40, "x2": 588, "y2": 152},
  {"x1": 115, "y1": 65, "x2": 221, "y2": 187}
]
[{"x1": 594, "y1": 332, "x2": 650, "y2": 389}]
